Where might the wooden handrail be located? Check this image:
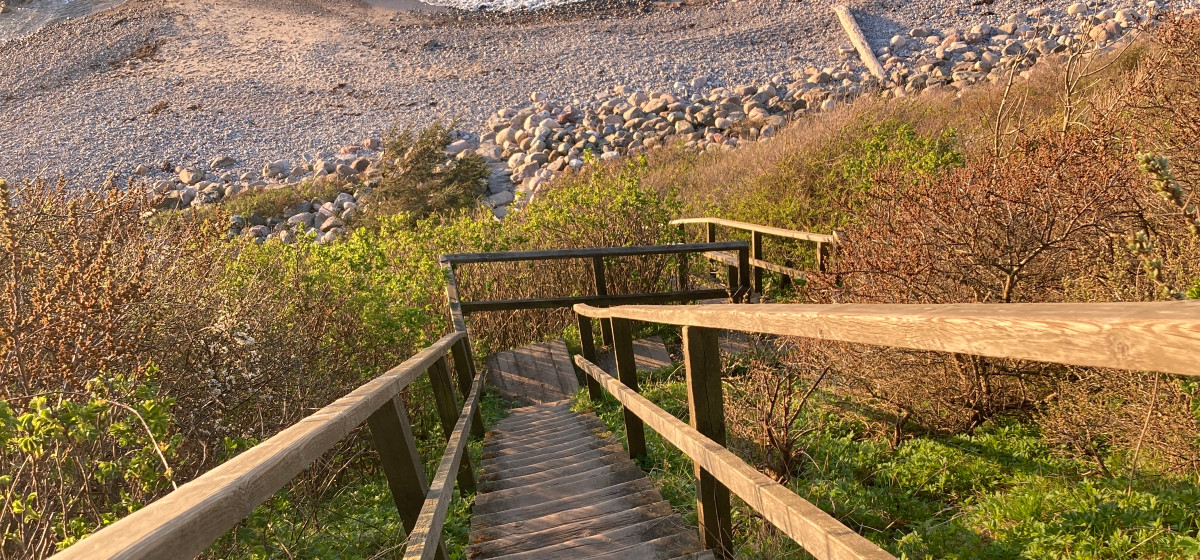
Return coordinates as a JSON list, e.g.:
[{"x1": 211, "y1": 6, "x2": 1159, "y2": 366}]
[
  {"x1": 441, "y1": 241, "x2": 749, "y2": 264},
  {"x1": 574, "y1": 302, "x2": 1200, "y2": 377},
  {"x1": 404, "y1": 368, "x2": 487, "y2": 560},
  {"x1": 673, "y1": 217, "x2": 834, "y2": 289},
  {"x1": 52, "y1": 332, "x2": 471, "y2": 560},
  {"x1": 574, "y1": 355, "x2": 896, "y2": 560},
  {"x1": 670, "y1": 218, "x2": 836, "y2": 244}
]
